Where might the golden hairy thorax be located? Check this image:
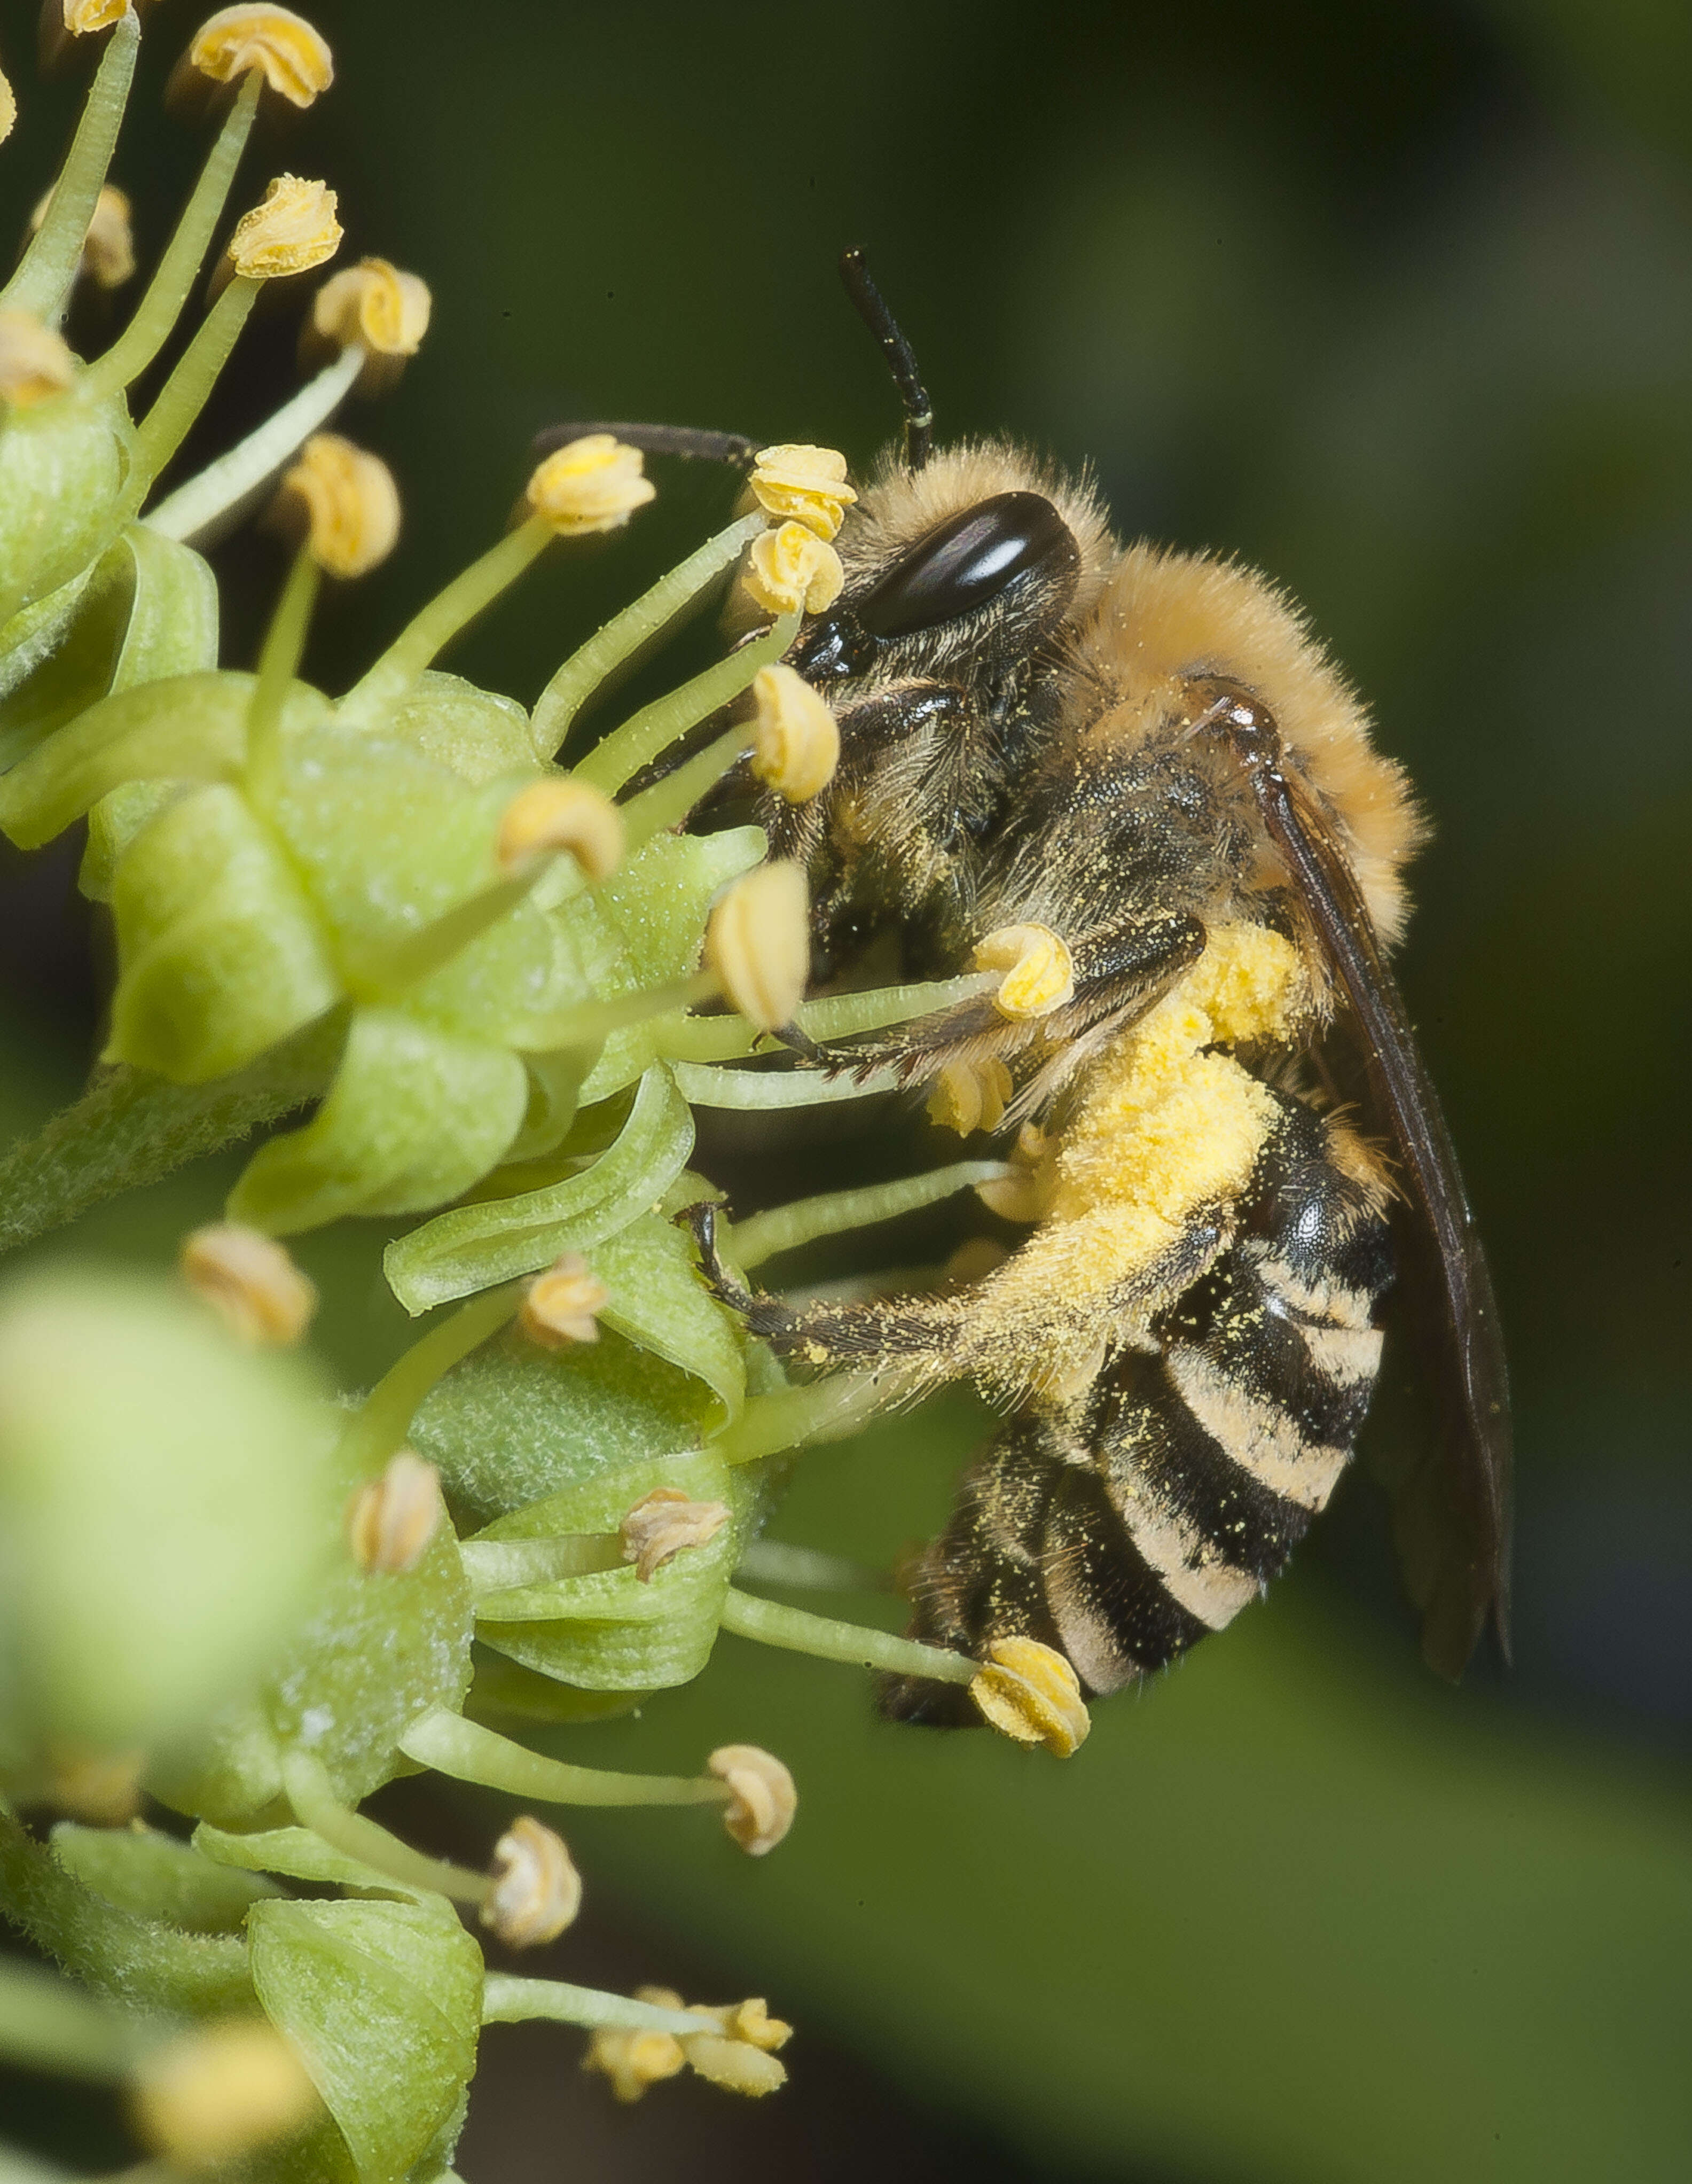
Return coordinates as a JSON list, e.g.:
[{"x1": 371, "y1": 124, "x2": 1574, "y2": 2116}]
[{"x1": 962, "y1": 924, "x2": 1310, "y2": 1397}]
